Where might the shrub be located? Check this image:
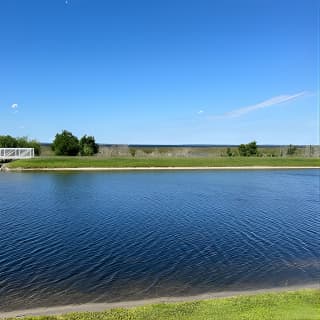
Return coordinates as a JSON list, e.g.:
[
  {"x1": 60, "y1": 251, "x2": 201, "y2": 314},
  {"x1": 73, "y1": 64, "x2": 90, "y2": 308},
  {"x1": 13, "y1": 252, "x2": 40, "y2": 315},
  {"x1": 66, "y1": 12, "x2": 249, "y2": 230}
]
[
  {"x1": 238, "y1": 141, "x2": 258, "y2": 156},
  {"x1": 0, "y1": 135, "x2": 18, "y2": 148},
  {"x1": 79, "y1": 135, "x2": 99, "y2": 156},
  {"x1": 52, "y1": 130, "x2": 80, "y2": 156}
]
